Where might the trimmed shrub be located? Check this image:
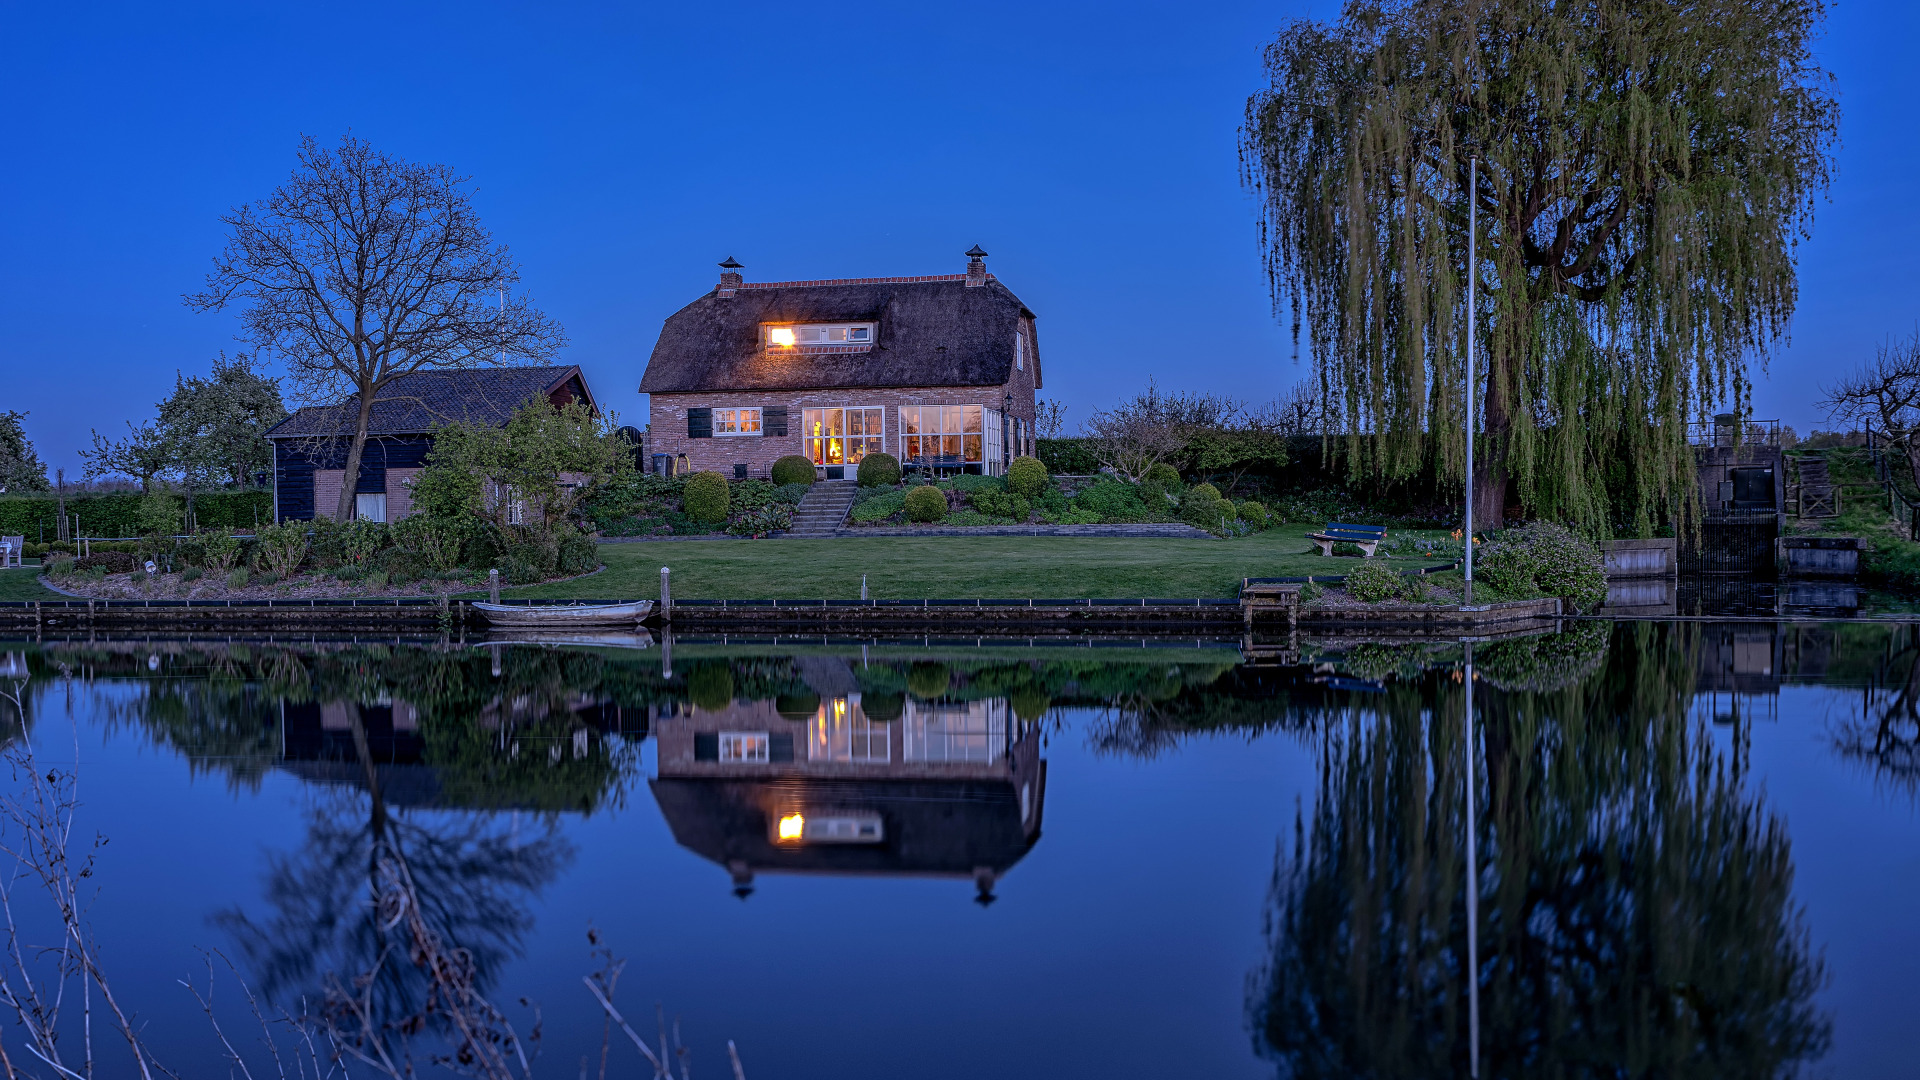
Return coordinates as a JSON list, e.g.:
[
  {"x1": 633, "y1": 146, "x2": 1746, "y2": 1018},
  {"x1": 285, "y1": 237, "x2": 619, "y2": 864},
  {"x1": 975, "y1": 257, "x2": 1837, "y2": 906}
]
[
  {"x1": 904, "y1": 485, "x2": 947, "y2": 523},
  {"x1": 1344, "y1": 561, "x2": 1406, "y2": 603},
  {"x1": 1181, "y1": 484, "x2": 1232, "y2": 533},
  {"x1": 74, "y1": 551, "x2": 136, "y2": 573},
  {"x1": 1237, "y1": 501, "x2": 1271, "y2": 529},
  {"x1": 850, "y1": 488, "x2": 907, "y2": 524},
  {"x1": 686, "y1": 665, "x2": 734, "y2": 711},
  {"x1": 1006, "y1": 456, "x2": 1049, "y2": 497},
  {"x1": 1035, "y1": 437, "x2": 1100, "y2": 475},
  {"x1": 906, "y1": 662, "x2": 950, "y2": 699},
  {"x1": 771, "y1": 455, "x2": 817, "y2": 486},
  {"x1": 1072, "y1": 480, "x2": 1150, "y2": 522},
  {"x1": 862, "y1": 693, "x2": 905, "y2": 723},
  {"x1": 856, "y1": 453, "x2": 901, "y2": 487},
  {"x1": 1144, "y1": 462, "x2": 1182, "y2": 487},
  {"x1": 1009, "y1": 686, "x2": 1052, "y2": 722},
  {"x1": 776, "y1": 692, "x2": 821, "y2": 721},
  {"x1": 683, "y1": 471, "x2": 731, "y2": 524}
]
